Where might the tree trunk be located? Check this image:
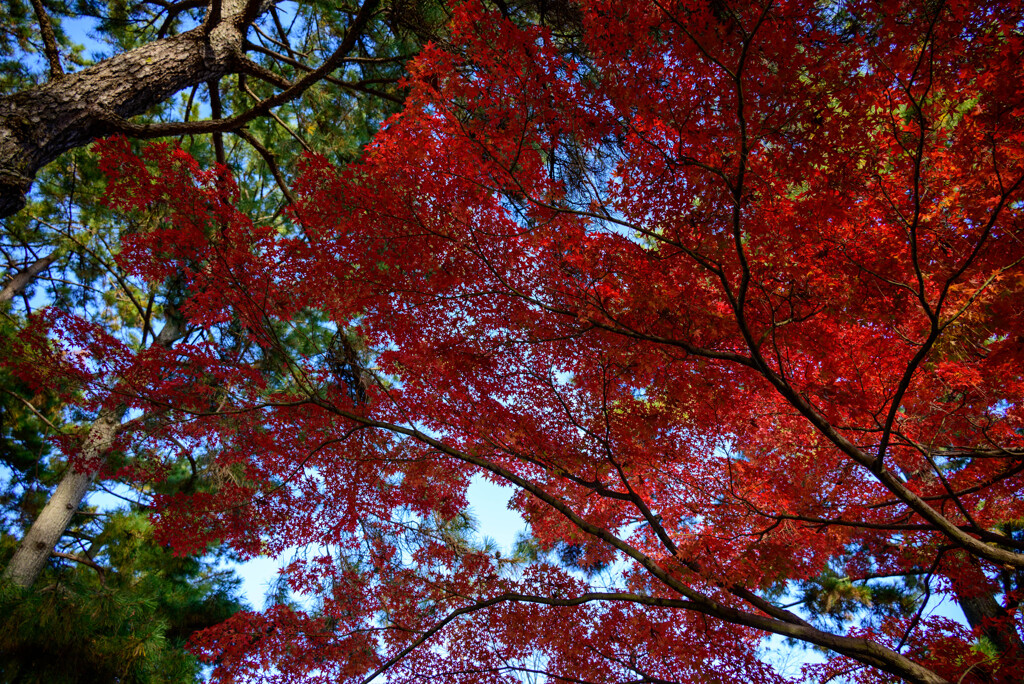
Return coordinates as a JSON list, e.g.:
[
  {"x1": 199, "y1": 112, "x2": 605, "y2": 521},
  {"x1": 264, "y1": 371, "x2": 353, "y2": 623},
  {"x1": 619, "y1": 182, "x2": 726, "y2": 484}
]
[
  {"x1": 2, "y1": 319, "x2": 183, "y2": 588},
  {"x1": 956, "y1": 582, "x2": 1024, "y2": 662},
  {"x1": 2, "y1": 406, "x2": 120, "y2": 588},
  {"x1": 0, "y1": 2, "x2": 250, "y2": 217},
  {"x1": 950, "y1": 558, "x2": 1024, "y2": 680}
]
